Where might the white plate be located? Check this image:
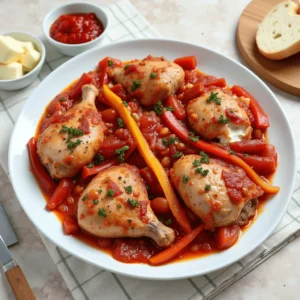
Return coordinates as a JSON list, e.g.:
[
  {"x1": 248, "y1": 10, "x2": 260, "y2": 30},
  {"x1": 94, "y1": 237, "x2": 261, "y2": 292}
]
[{"x1": 9, "y1": 39, "x2": 296, "y2": 280}]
